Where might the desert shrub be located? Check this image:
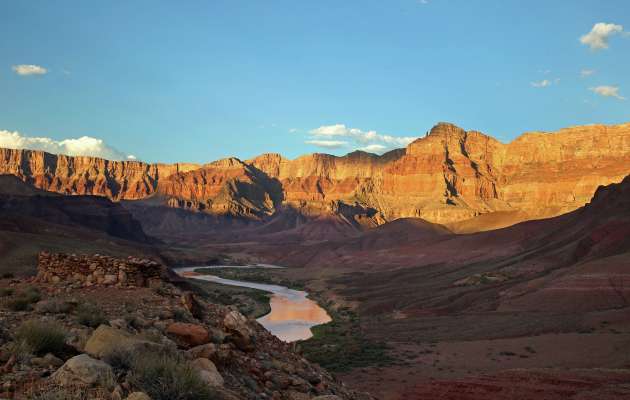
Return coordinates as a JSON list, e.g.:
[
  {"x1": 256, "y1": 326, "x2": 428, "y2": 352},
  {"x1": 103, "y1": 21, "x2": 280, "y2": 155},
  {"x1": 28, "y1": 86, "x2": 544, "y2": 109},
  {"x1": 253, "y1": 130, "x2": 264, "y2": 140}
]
[
  {"x1": 22, "y1": 286, "x2": 42, "y2": 303},
  {"x1": 102, "y1": 346, "x2": 135, "y2": 373},
  {"x1": 15, "y1": 320, "x2": 67, "y2": 355},
  {"x1": 1, "y1": 272, "x2": 14, "y2": 279},
  {"x1": 129, "y1": 352, "x2": 215, "y2": 400},
  {"x1": 172, "y1": 308, "x2": 191, "y2": 322},
  {"x1": 4, "y1": 286, "x2": 42, "y2": 311},
  {"x1": 6, "y1": 297, "x2": 31, "y2": 311},
  {"x1": 7, "y1": 338, "x2": 34, "y2": 362},
  {"x1": 28, "y1": 385, "x2": 112, "y2": 400},
  {"x1": 0, "y1": 287, "x2": 14, "y2": 297},
  {"x1": 36, "y1": 299, "x2": 73, "y2": 314},
  {"x1": 76, "y1": 303, "x2": 108, "y2": 328}
]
